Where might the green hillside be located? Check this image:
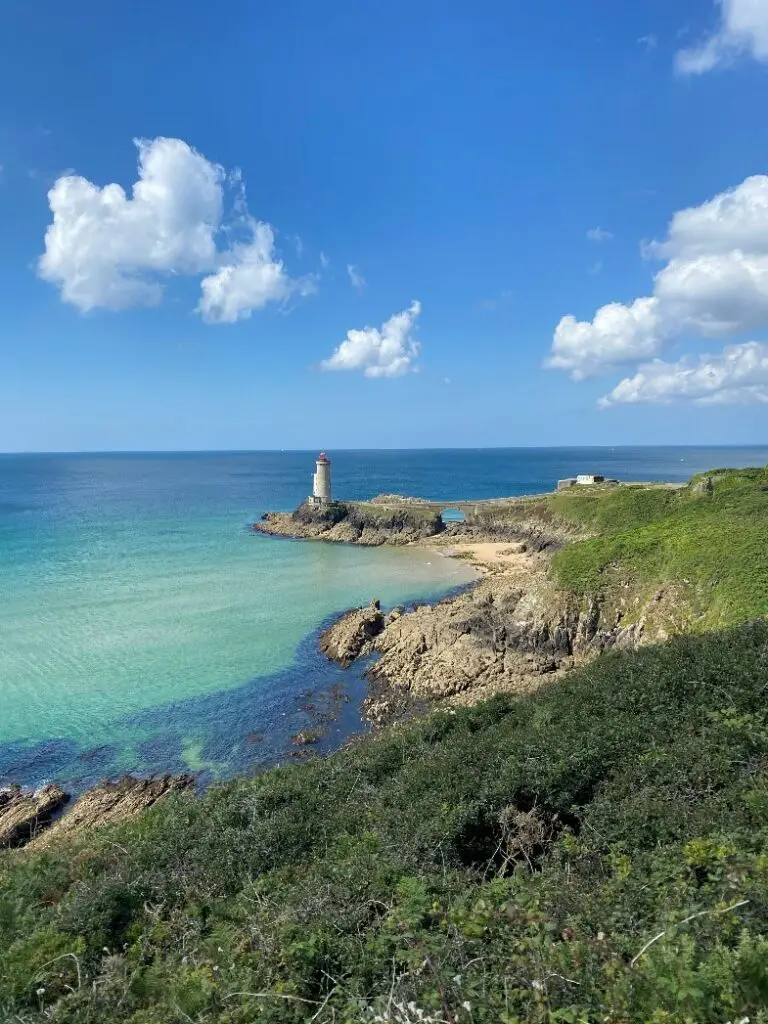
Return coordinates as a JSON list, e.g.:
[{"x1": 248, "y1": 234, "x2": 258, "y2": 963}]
[
  {"x1": 3, "y1": 622, "x2": 768, "y2": 1022},
  {"x1": 535, "y1": 468, "x2": 768, "y2": 630}
]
